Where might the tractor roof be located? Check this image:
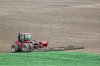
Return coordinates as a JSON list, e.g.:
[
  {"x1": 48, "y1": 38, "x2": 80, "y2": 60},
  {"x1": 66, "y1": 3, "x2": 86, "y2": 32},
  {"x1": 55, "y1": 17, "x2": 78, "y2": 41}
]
[{"x1": 20, "y1": 33, "x2": 31, "y2": 35}]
